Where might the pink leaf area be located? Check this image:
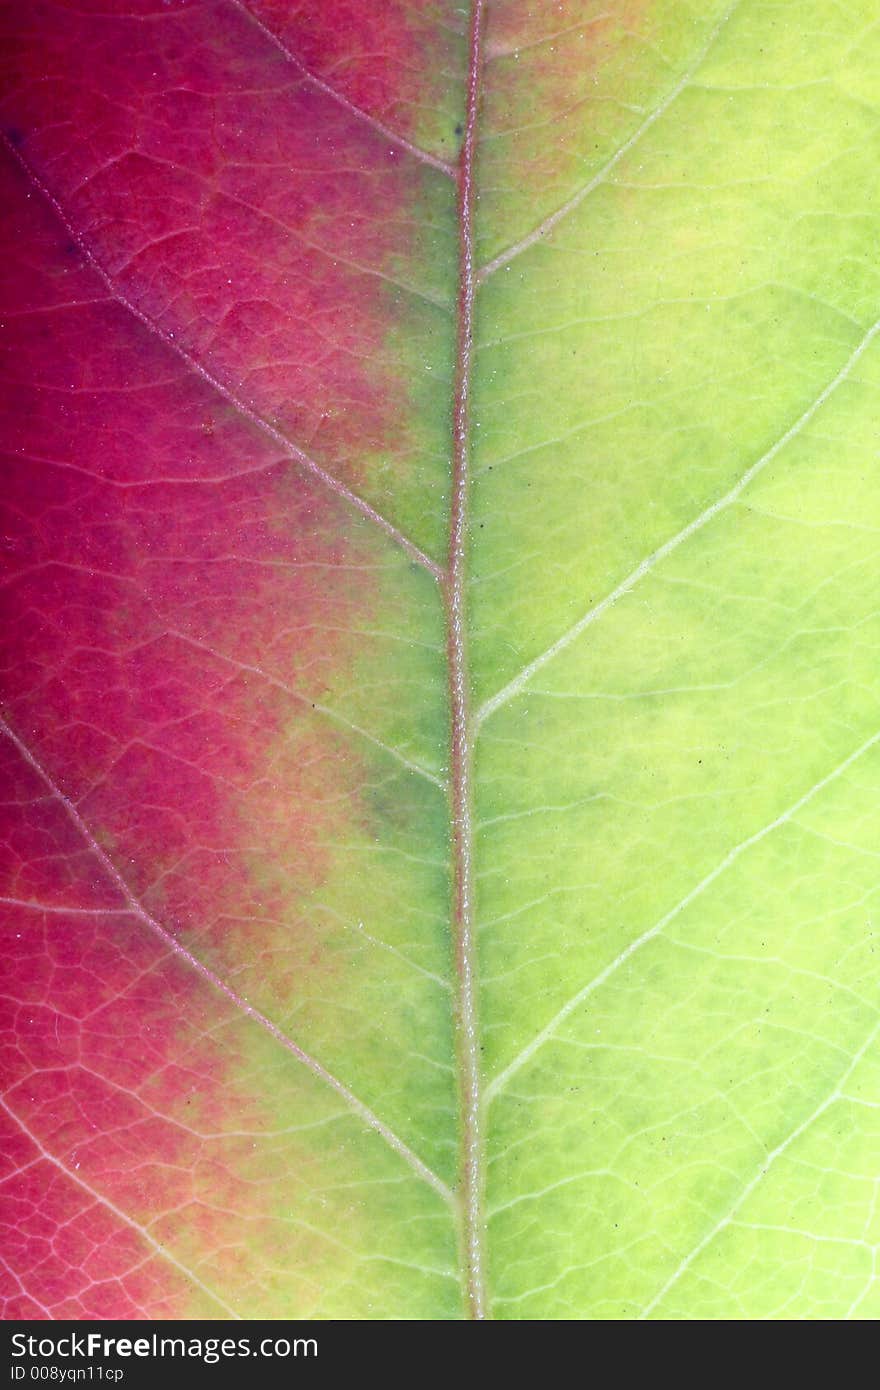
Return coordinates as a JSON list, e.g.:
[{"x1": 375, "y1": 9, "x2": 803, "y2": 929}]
[{"x1": 1, "y1": 0, "x2": 461, "y2": 1320}]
